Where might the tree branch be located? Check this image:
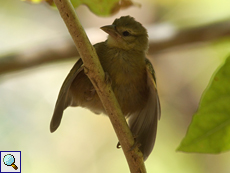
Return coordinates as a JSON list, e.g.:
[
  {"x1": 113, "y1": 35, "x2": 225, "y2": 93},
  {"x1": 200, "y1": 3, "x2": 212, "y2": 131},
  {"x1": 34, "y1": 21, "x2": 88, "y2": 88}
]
[
  {"x1": 52, "y1": 0, "x2": 146, "y2": 172},
  {"x1": 0, "y1": 40, "x2": 78, "y2": 75},
  {"x1": 148, "y1": 20, "x2": 230, "y2": 54},
  {"x1": 1, "y1": 19, "x2": 230, "y2": 75}
]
